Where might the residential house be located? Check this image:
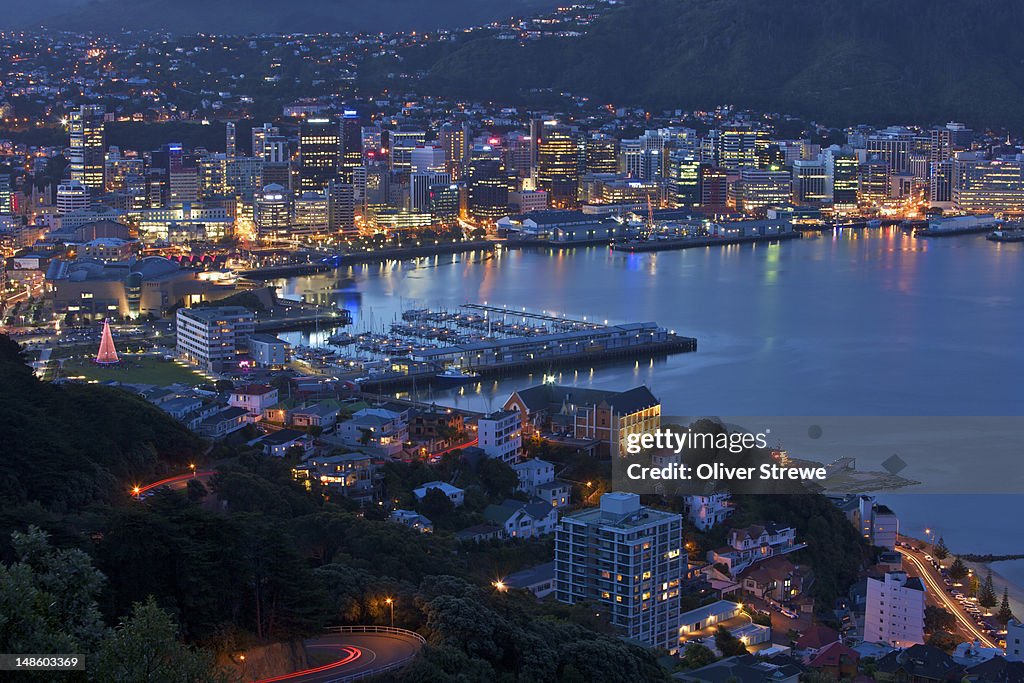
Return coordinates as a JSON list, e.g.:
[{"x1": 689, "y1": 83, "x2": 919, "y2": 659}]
[
  {"x1": 247, "y1": 333, "x2": 290, "y2": 368},
  {"x1": 793, "y1": 625, "x2": 840, "y2": 661},
  {"x1": 292, "y1": 453, "x2": 377, "y2": 503},
  {"x1": 739, "y1": 557, "x2": 809, "y2": 604},
  {"x1": 673, "y1": 654, "x2": 802, "y2": 683},
  {"x1": 536, "y1": 480, "x2": 570, "y2": 508},
  {"x1": 805, "y1": 642, "x2": 859, "y2": 680},
  {"x1": 874, "y1": 644, "x2": 965, "y2": 682},
  {"x1": 485, "y1": 499, "x2": 559, "y2": 539},
  {"x1": 197, "y1": 406, "x2": 249, "y2": 438},
  {"x1": 228, "y1": 384, "x2": 278, "y2": 419},
  {"x1": 684, "y1": 493, "x2": 733, "y2": 531},
  {"x1": 455, "y1": 524, "x2": 503, "y2": 544},
  {"x1": 412, "y1": 481, "x2": 465, "y2": 507},
  {"x1": 337, "y1": 407, "x2": 408, "y2": 456},
  {"x1": 503, "y1": 561, "x2": 556, "y2": 599},
  {"x1": 259, "y1": 428, "x2": 312, "y2": 457},
  {"x1": 289, "y1": 402, "x2": 340, "y2": 430},
  {"x1": 390, "y1": 509, "x2": 433, "y2": 533},
  {"x1": 408, "y1": 407, "x2": 464, "y2": 452},
  {"x1": 708, "y1": 522, "x2": 803, "y2": 575},
  {"x1": 513, "y1": 458, "x2": 556, "y2": 494}
]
